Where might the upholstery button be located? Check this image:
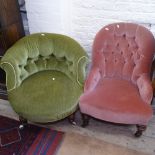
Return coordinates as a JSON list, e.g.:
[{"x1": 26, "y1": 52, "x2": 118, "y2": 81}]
[{"x1": 135, "y1": 45, "x2": 139, "y2": 49}]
